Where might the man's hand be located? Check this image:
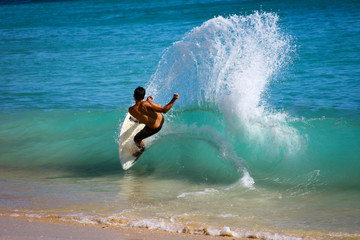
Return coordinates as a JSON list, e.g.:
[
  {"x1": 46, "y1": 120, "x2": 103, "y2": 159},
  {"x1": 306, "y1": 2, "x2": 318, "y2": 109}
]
[
  {"x1": 173, "y1": 93, "x2": 179, "y2": 99},
  {"x1": 147, "y1": 95, "x2": 154, "y2": 101}
]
